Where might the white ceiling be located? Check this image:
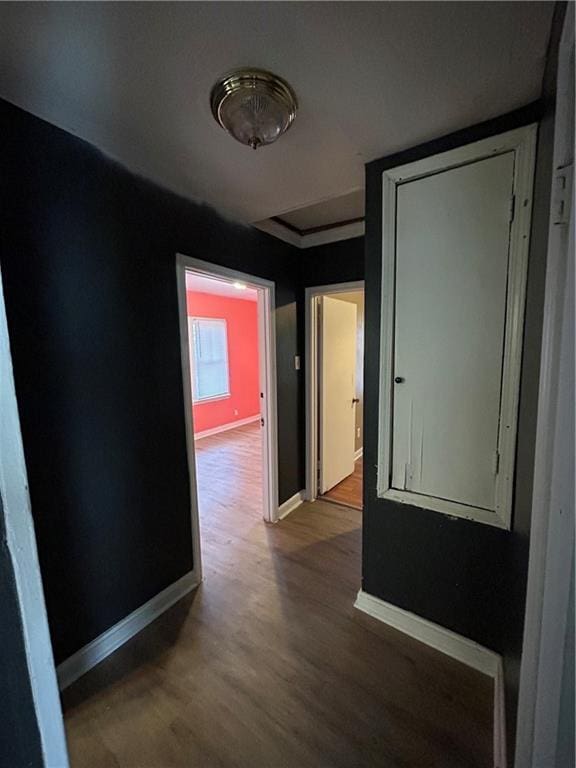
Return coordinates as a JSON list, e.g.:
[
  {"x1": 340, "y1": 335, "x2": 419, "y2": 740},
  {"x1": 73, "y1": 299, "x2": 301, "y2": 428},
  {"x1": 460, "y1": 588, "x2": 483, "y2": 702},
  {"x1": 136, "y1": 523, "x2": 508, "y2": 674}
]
[
  {"x1": 0, "y1": 2, "x2": 553, "y2": 225},
  {"x1": 185, "y1": 272, "x2": 258, "y2": 301}
]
